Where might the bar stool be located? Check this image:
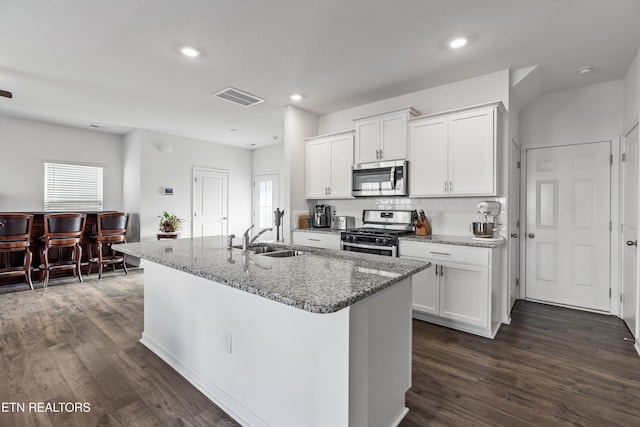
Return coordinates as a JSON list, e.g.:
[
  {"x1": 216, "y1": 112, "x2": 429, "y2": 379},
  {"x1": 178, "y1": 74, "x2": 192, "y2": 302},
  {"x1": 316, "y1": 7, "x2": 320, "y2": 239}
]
[
  {"x1": 0, "y1": 214, "x2": 34, "y2": 289},
  {"x1": 88, "y1": 212, "x2": 130, "y2": 279},
  {"x1": 40, "y1": 213, "x2": 86, "y2": 288}
]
